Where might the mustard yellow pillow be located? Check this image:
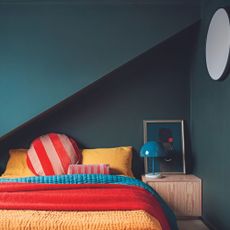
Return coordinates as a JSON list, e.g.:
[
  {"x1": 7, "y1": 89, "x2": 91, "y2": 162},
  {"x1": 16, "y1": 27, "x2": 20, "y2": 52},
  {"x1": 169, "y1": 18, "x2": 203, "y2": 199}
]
[
  {"x1": 82, "y1": 146, "x2": 134, "y2": 177},
  {"x1": 1, "y1": 149, "x2": 35, "y2": 178}
]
